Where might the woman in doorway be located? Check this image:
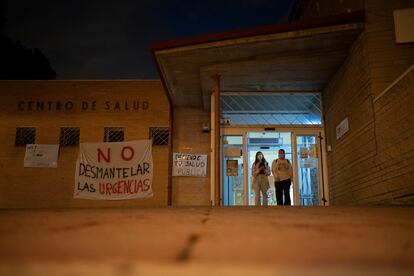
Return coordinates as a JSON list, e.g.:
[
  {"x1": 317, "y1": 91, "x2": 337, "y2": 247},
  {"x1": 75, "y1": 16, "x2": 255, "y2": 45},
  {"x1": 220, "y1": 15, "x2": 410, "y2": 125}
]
[
  {"x1": 272, "y1": 149, "x2": 293, "y2": 205},
  {"x1": 251, "y1": 151, "x2": 270, "y2": 206}
]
